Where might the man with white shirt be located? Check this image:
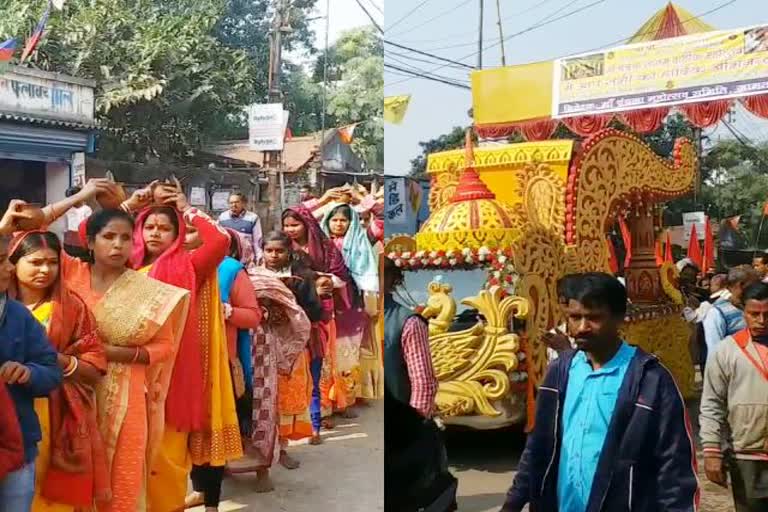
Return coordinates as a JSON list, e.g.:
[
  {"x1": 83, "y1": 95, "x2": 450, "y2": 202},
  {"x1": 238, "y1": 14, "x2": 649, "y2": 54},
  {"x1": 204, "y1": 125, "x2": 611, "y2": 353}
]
[{"x1": 63, "y1": 187, "x2": 92, "y2": 258}]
